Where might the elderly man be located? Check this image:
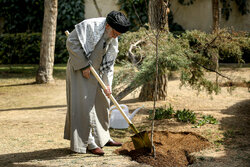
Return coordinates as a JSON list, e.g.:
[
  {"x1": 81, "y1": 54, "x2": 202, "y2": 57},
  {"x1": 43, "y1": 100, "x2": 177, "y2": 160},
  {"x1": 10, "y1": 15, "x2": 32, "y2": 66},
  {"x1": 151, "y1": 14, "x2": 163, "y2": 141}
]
[{"x1": 64, "y1": 11, "x2": 130, "y2": 156}]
